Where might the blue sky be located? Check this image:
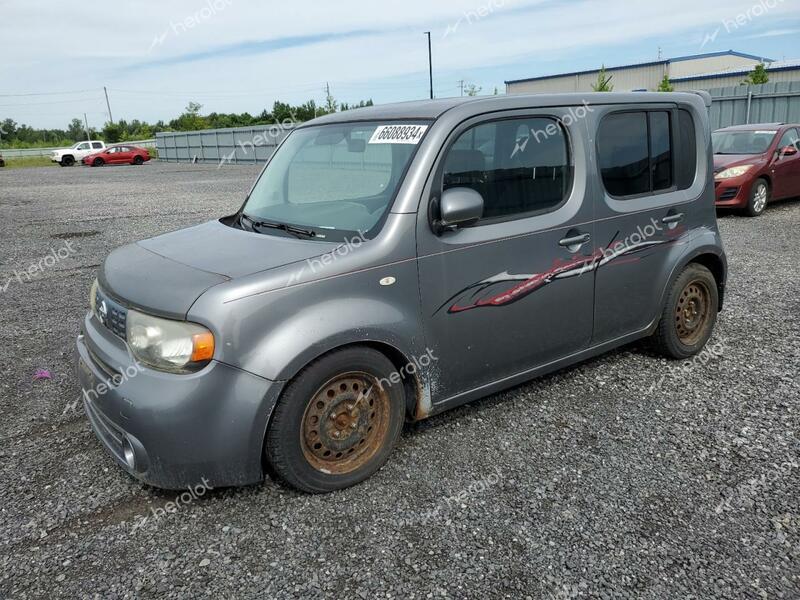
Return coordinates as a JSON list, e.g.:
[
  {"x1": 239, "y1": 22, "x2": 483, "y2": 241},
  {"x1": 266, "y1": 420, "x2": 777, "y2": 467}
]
[{"x1": 1, "y1": 0, "x2": 799, "y2": 129}]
